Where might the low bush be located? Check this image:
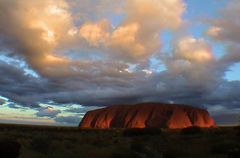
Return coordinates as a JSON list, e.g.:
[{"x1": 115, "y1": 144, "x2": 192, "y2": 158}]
[
  {"x1": 234, "y1": 126, "x2": 240, "y2": 136},
  {"x1": 211, "y1": 141, "x2": 240, "y2": 158},
  {"x1": 180, "y1": 126, "x2": 203, "y2": 135},
  {"x1": 30, "y1": 137, "x2": 51, "y2": 154},
  {"x1": 122, "y1": 128, "x2": 162, "y2": 137},
  {"x1": 233, "y1": 126, "x2": 240, "y2": 130},
  {"x1": 0, "y1": 138, "x2": 21, "y2": 158},
  {"x1": 130, "y1": 141, "x2": 145, "y2": 153},
  {"x1": 110, "y1": 151, "x2": 137, "y2": 158},
  {"x1": 164, "y1": 149, "x2": 179, "y2": 158},
  {"x1": 130, "y1": 140, "x2": 160, "y2": 158}
]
